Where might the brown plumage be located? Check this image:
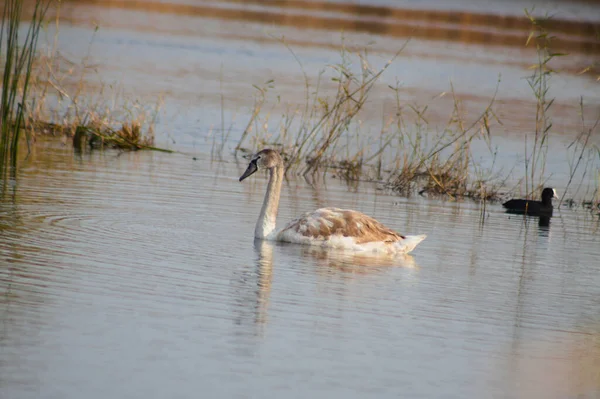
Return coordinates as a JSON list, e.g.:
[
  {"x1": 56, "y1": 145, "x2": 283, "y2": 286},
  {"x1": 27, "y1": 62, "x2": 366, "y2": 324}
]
[{"x1": 278, "y1": 207, "x2": 405, "y2": 244}]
